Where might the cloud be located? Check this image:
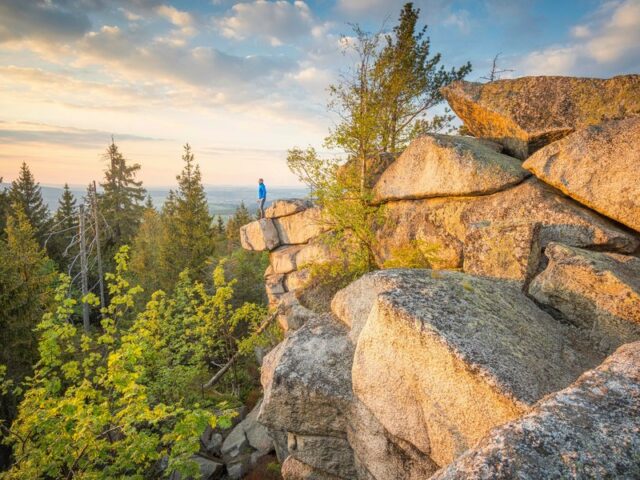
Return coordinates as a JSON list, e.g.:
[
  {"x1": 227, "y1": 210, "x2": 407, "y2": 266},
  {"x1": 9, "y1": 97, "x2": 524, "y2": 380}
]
[
  {"x1": 217, "y1": 0, "x2": 315, "y2": 46},
  {"x1": 156, "y1": 4, "x2": 196, "y2": 36},
  {"x1": 335, "y1": 0, "x2": 448, "y2": 22},
  {"x1": 443, "y1": 10, "x2": 471, "y2": 34},
  {"x1": 0, "y1": 121, "x2": 159, "y2": 147},
  {"x1": 0, "y1": 0, "x2": 92, "y2": 44},
  {"x1": 519, "y1": 0, "x2": 640, "y2": 76}
]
